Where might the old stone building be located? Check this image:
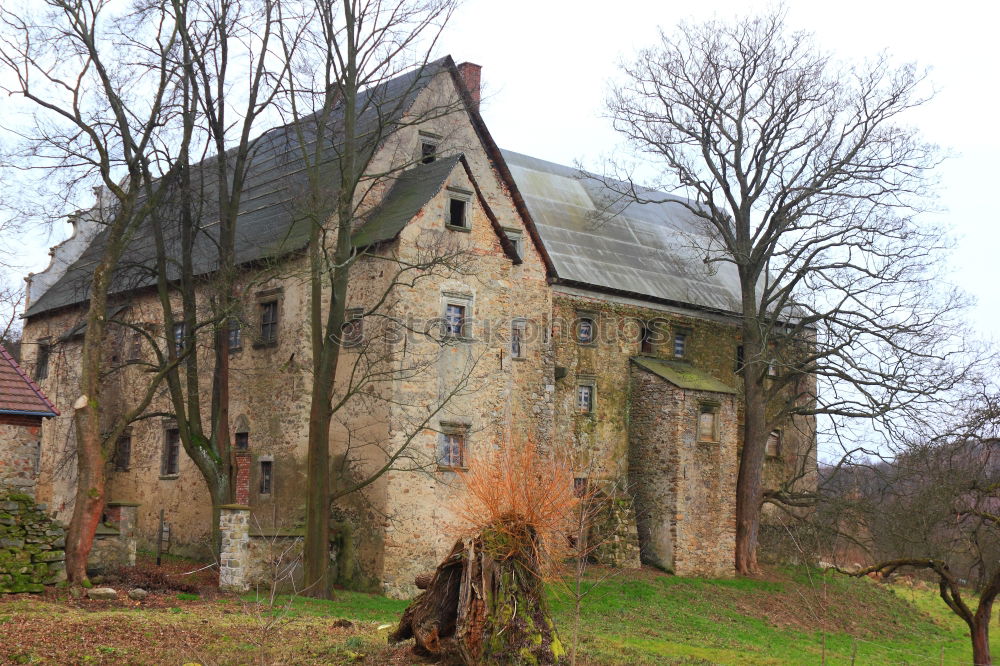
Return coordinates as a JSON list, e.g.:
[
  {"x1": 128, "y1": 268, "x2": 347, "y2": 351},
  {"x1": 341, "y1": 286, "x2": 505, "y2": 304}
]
[{"x1": 18, "y1": 57, "x2": 815, "y2": 595}]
